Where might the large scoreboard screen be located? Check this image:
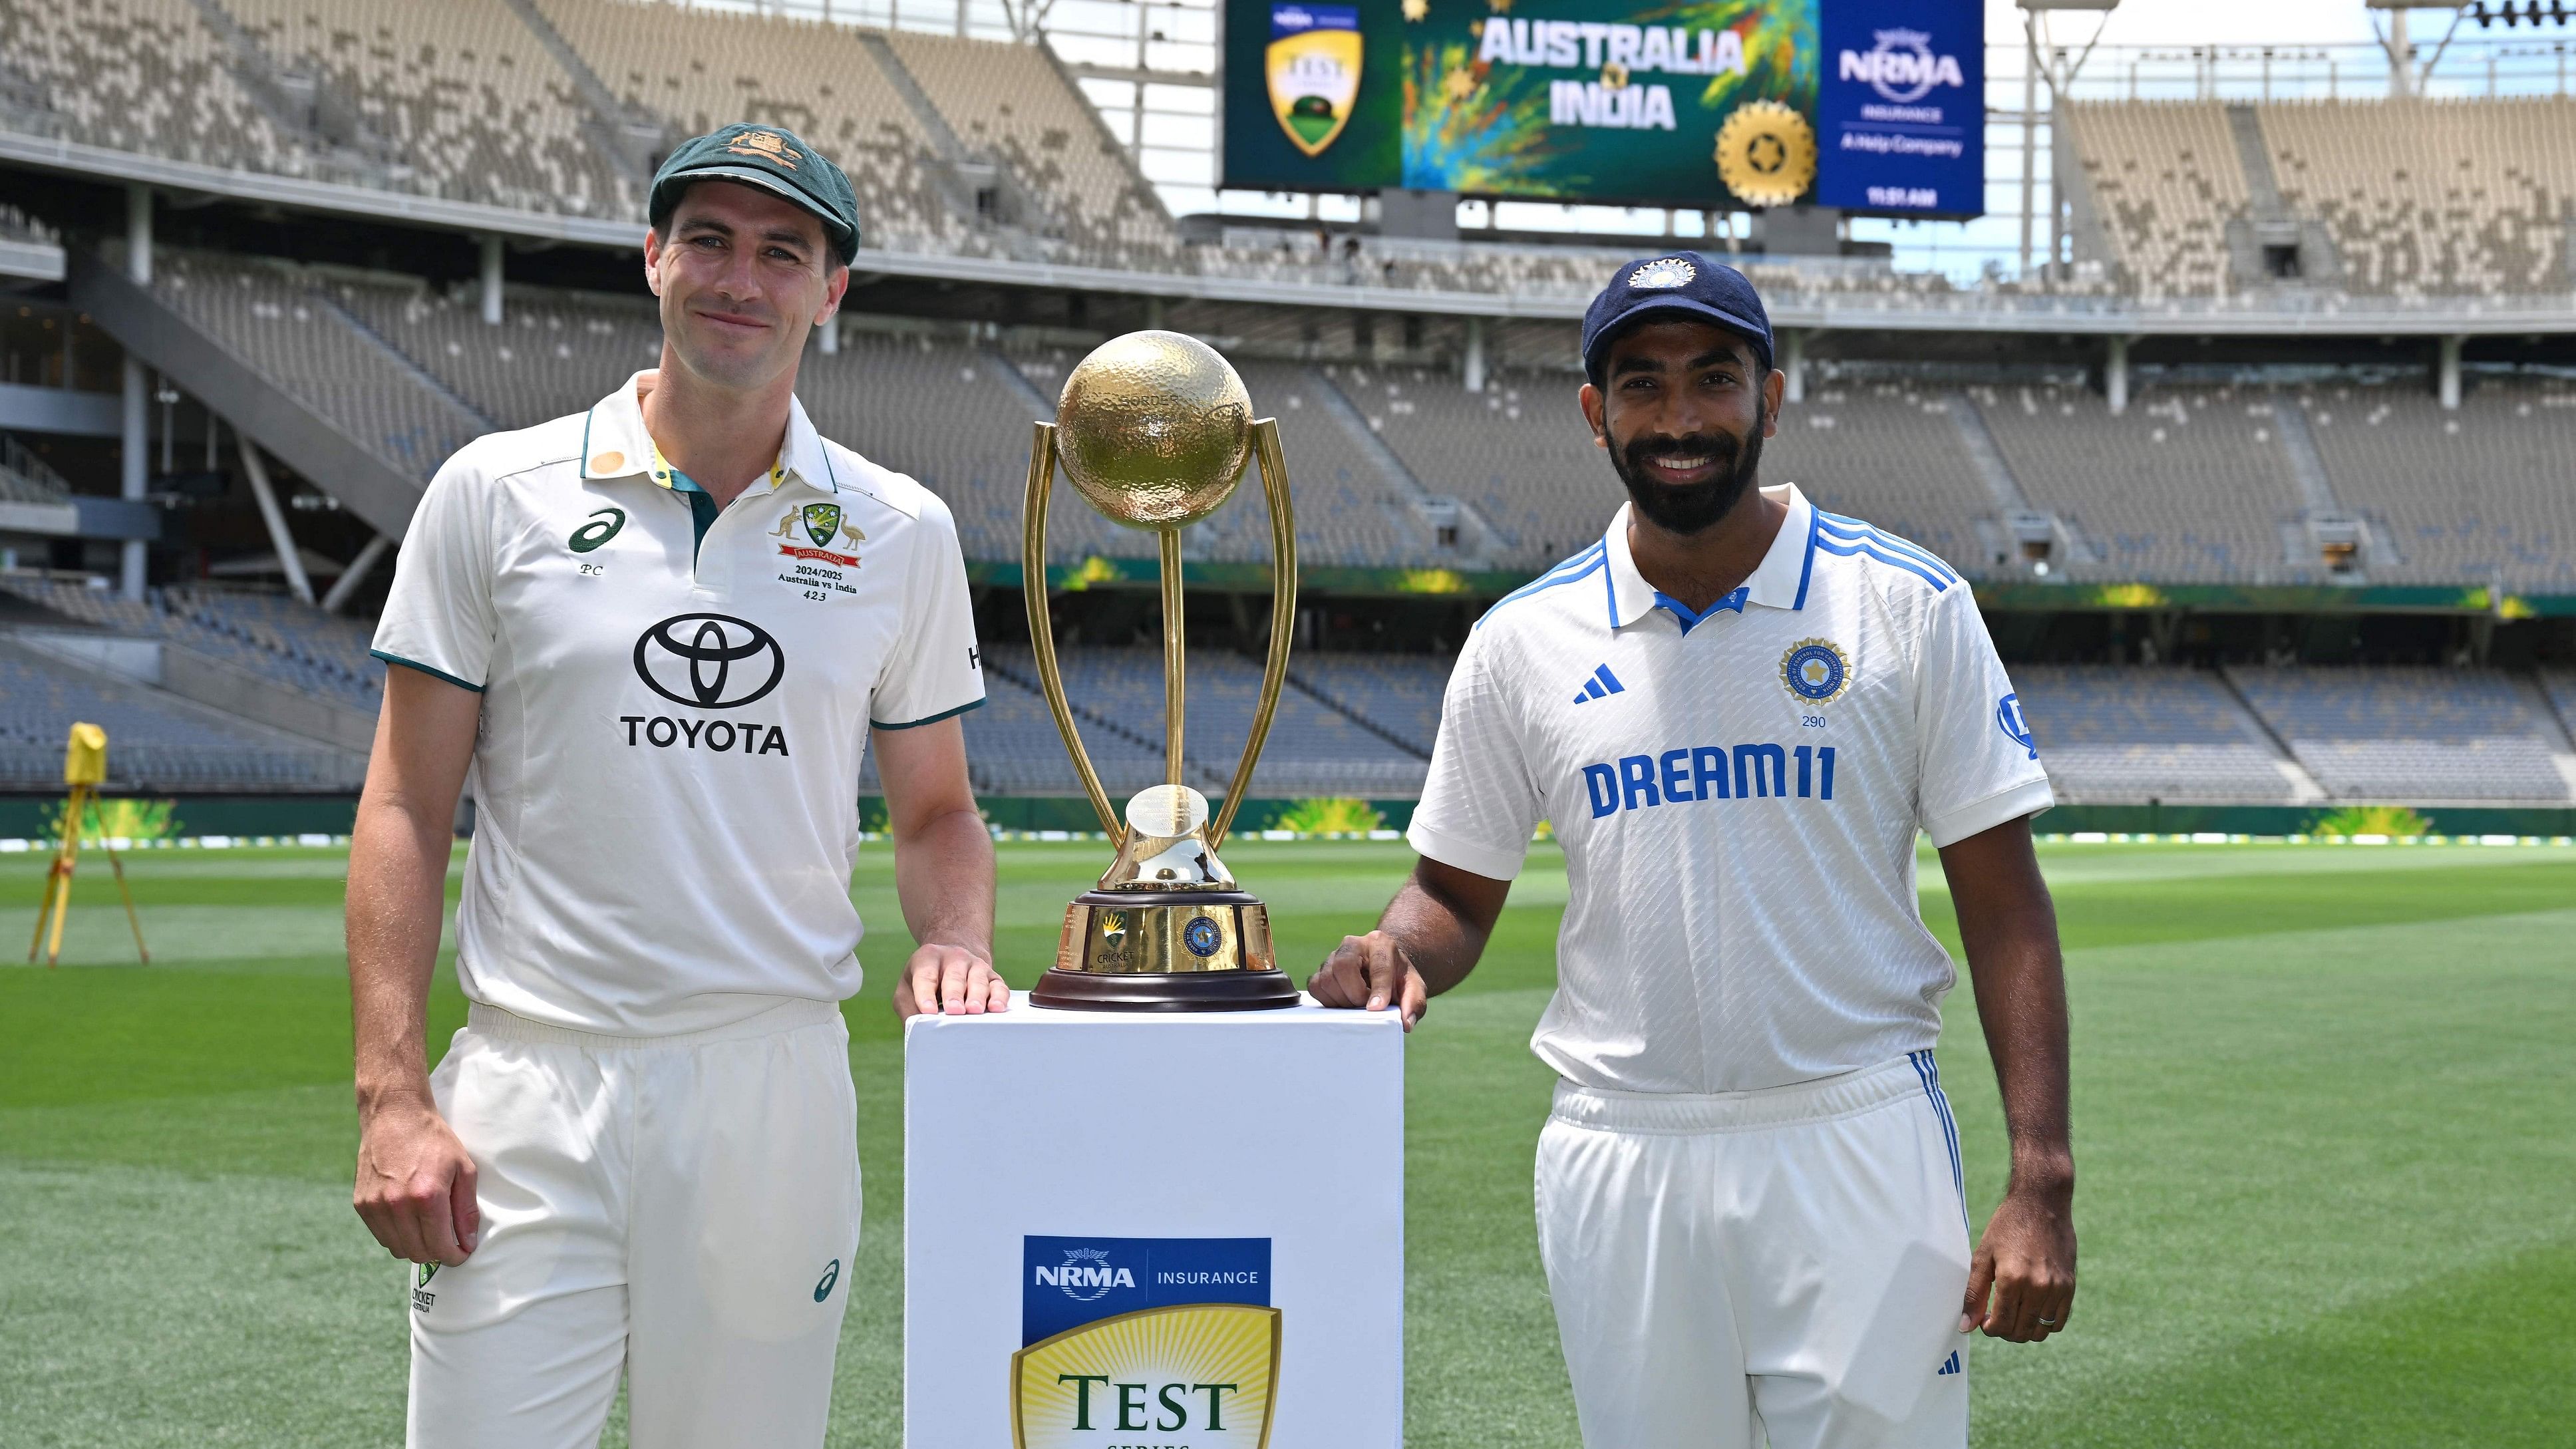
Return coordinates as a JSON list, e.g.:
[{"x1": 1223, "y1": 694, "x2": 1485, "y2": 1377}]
[{"x1": 1221, "y1": 0, "x2": 1985, "y2": 218}]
